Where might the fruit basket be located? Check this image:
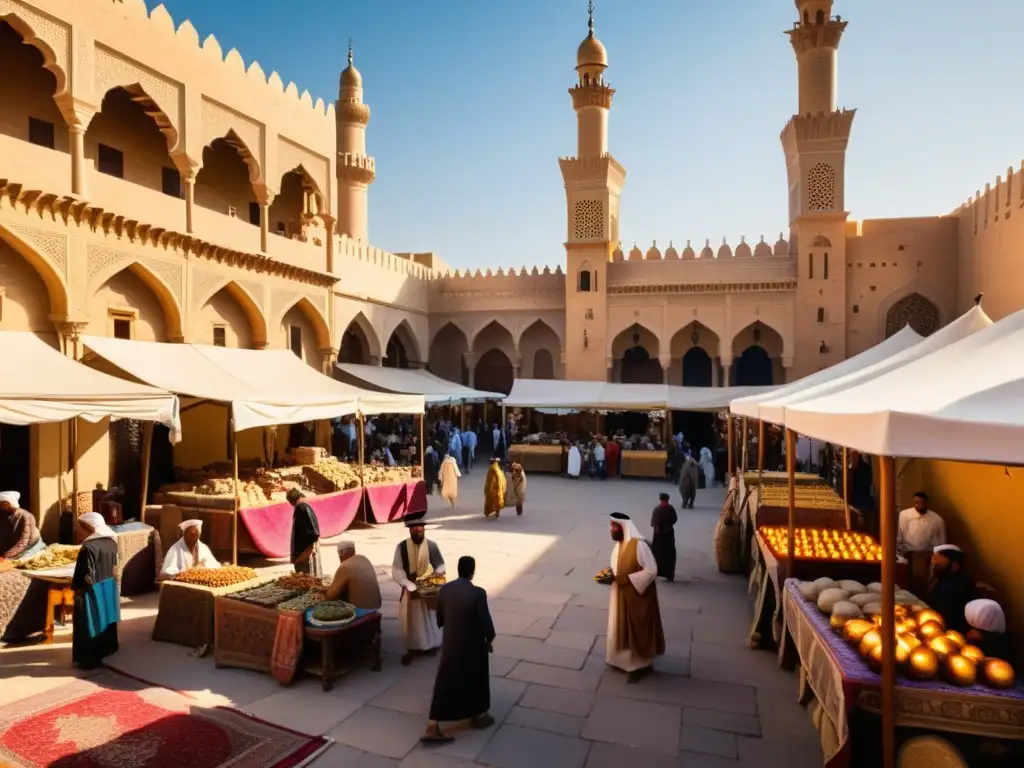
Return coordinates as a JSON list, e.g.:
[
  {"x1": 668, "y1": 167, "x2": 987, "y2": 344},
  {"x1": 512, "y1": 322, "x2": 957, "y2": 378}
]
[
  {"x1": 309, "y1": 600, "x2": 357, "y2": 627},
  {"x1": 594, "y1": 568, "x2": 613, "y2": 585}
]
